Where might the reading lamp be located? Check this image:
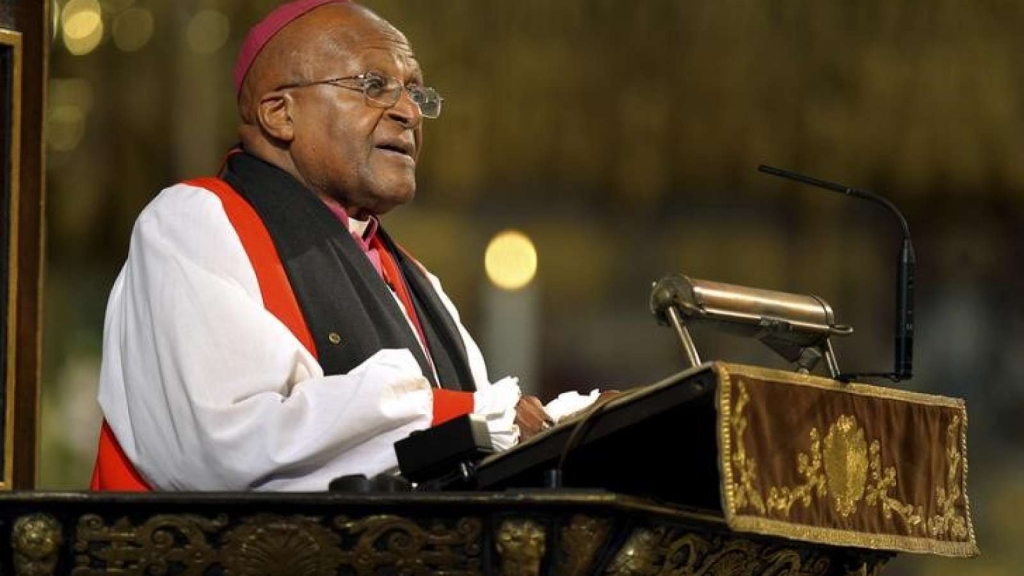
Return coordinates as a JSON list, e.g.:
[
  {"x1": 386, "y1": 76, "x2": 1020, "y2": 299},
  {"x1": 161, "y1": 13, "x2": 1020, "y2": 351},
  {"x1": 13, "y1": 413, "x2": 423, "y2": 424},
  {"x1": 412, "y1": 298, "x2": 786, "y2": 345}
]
[{"x1": 650, "y1": 274, "x2": 853, "y2": 378}]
